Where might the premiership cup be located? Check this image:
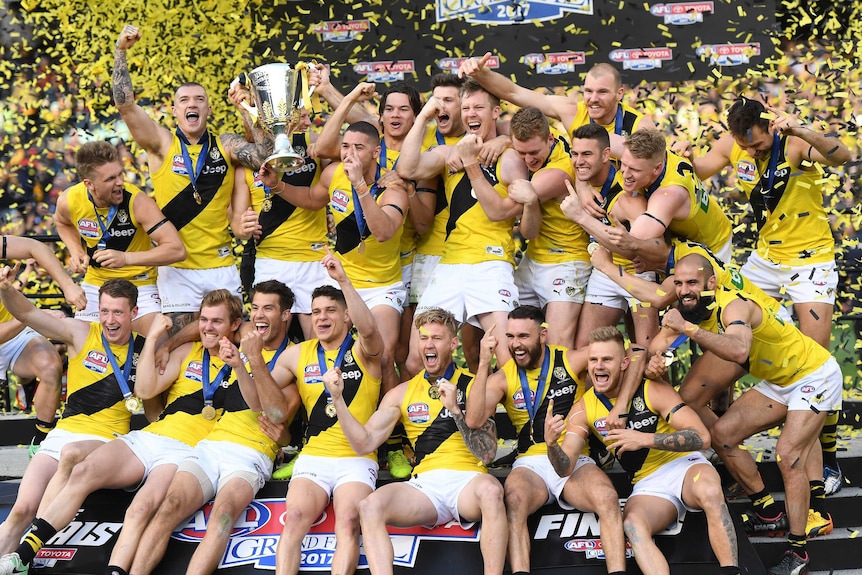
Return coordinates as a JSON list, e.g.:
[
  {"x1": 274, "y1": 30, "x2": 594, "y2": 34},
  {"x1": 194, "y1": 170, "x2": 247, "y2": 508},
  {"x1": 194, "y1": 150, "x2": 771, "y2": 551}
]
[{"x1": 241, "y1": 63, "x2": 313, "y2": 172}]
